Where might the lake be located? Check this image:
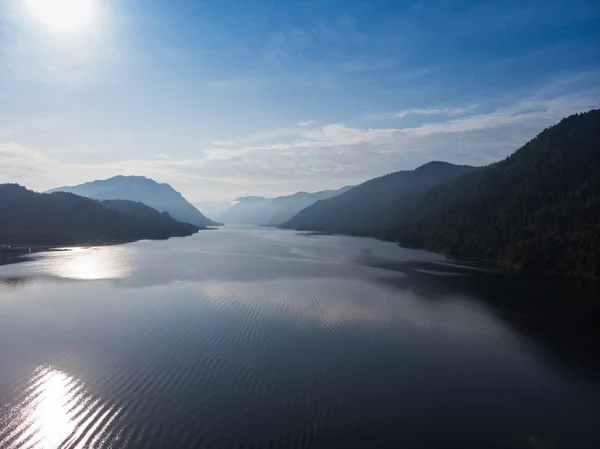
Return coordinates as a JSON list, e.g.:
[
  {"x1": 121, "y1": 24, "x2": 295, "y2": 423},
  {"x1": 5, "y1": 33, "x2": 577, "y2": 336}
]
[{"x1": 0, "y1": 227, "x2": 599, "y2": 449}]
